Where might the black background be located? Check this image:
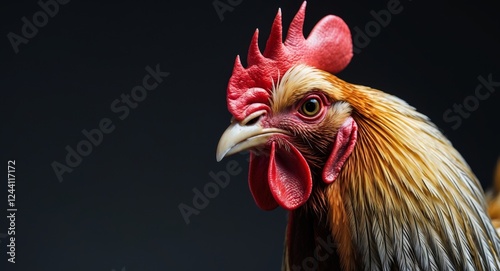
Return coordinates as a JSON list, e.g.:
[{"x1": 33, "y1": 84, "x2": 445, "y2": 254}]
[{"x1": 1, "y1": 0, "x2": 498, "y2": 270}]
